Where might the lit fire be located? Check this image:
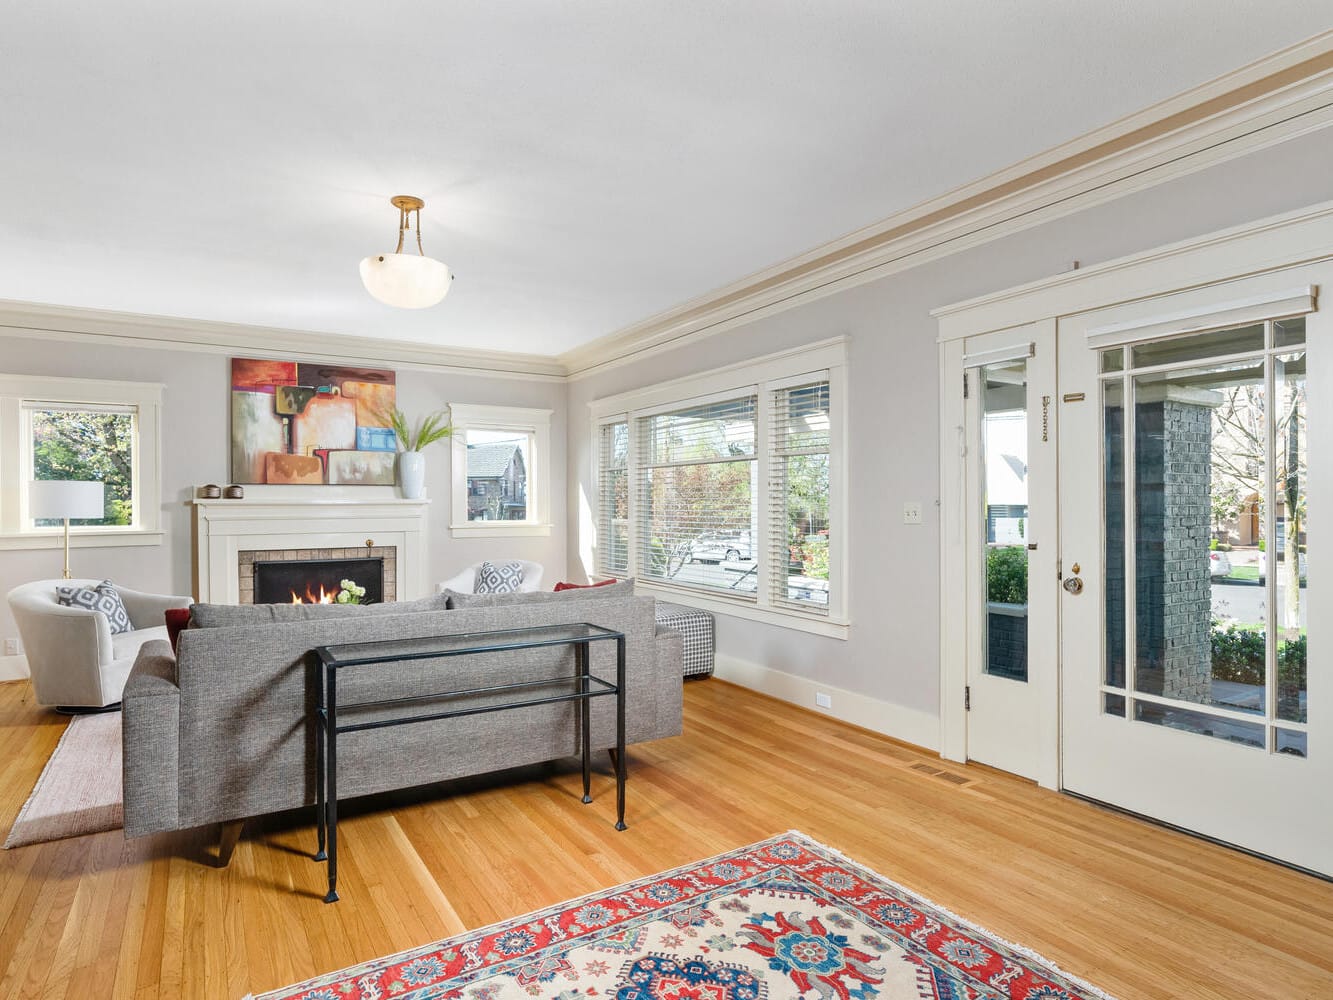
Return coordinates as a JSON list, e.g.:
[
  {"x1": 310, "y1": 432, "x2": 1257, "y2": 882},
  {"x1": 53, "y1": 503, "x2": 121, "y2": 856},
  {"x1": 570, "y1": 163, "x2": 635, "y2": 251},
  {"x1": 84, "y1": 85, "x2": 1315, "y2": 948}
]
[{"x1": 290, "y1": 584, "x2": 337, "y2": 604}]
